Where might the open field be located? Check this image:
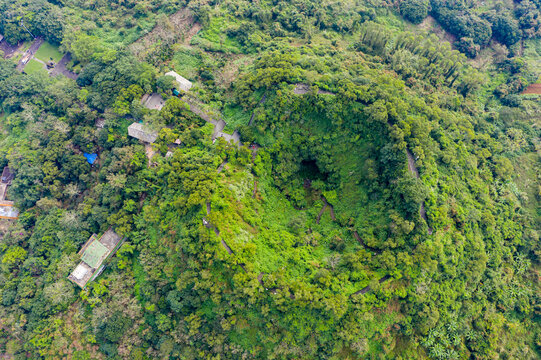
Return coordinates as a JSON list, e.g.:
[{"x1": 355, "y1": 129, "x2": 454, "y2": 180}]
[
  {"x1": 34, "y1": 41, "x2": 63, "y2": 63},
  {"x1": 24, "y1": 58, "x2": 47, "y2": 75}
]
